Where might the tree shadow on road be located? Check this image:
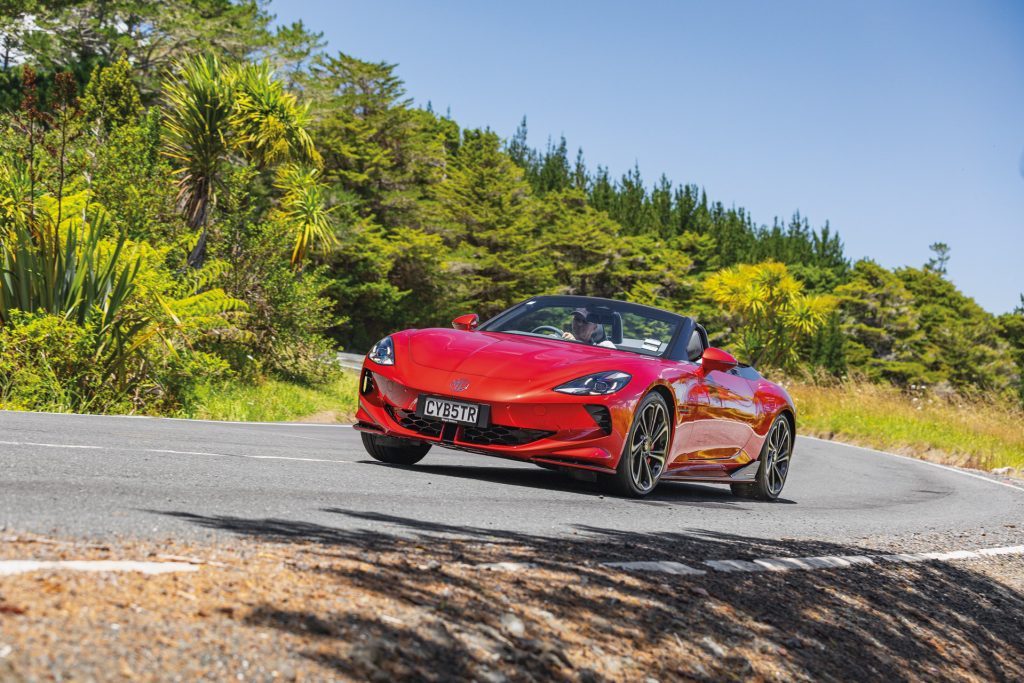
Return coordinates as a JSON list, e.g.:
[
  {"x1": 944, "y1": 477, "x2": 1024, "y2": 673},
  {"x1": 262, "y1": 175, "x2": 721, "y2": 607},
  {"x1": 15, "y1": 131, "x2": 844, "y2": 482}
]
[
  {"x1": 361, "y1": 459, "x2": 772, "y2": 508},
  {"x1": 155, "y1": 508, "x2": 1024, "y2": 682}
]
